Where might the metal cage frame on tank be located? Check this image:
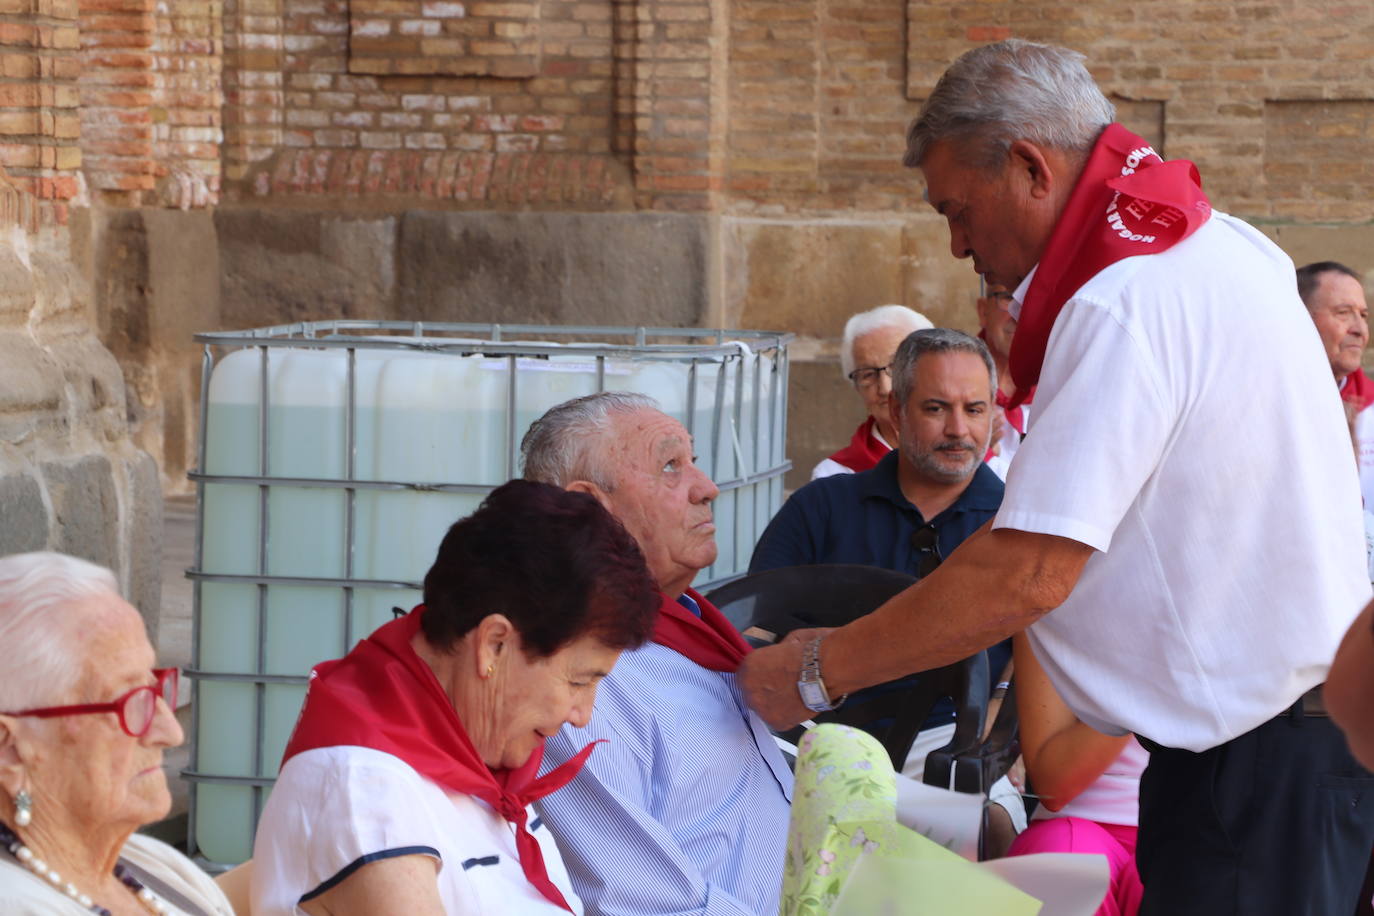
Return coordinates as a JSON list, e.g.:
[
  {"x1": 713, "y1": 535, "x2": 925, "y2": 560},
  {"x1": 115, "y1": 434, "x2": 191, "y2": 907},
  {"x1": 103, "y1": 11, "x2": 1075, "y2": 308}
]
[{"x1": 181, "y1": 320, "x2": 793, "y2": 868}]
